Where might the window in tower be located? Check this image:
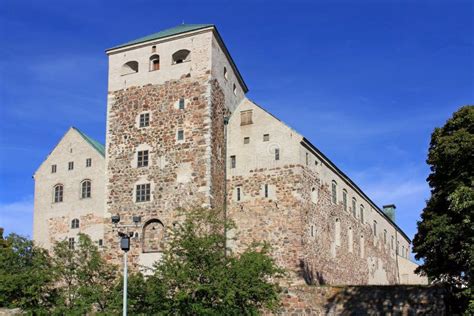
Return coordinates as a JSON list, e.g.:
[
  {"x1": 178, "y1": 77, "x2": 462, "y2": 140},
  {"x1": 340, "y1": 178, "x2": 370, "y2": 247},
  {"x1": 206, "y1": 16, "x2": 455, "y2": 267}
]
[
  {"x1": 177, "y1": 129, "x2": 184, "y2": 141},
  {"x1": 172, "y1": 49, "x2": 190, "y2": 64},
  {"x1": 139, "y1": 113, "x2": 150, "y2": 128},
  {"x1": 150, "y1": 55, "x2": 160, "y2": 71},
  {"x1": 121, "y1": 61, "x2": 139, "y2": 75}
]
